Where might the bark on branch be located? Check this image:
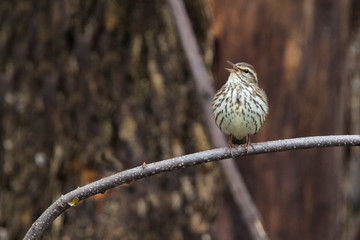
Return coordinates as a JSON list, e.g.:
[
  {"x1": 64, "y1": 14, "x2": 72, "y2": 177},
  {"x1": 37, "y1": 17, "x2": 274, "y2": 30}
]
[{"x1": 24, "y1": 135, "x2": 360, "y2": 240}]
